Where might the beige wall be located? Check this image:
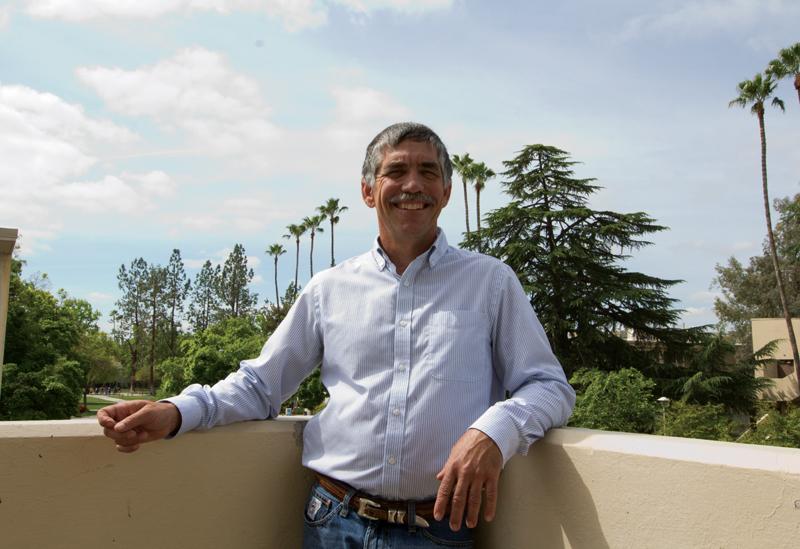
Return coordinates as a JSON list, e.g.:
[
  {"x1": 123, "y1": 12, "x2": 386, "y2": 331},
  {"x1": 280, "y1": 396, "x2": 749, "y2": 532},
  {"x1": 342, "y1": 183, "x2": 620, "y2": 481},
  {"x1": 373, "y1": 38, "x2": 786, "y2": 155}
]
[
  {"x1": 1, "y1": 419, "x2": 800, "y2": 549},
  {"x1": 751, "y1": 318, "x2": 800, "y2": 401}
]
